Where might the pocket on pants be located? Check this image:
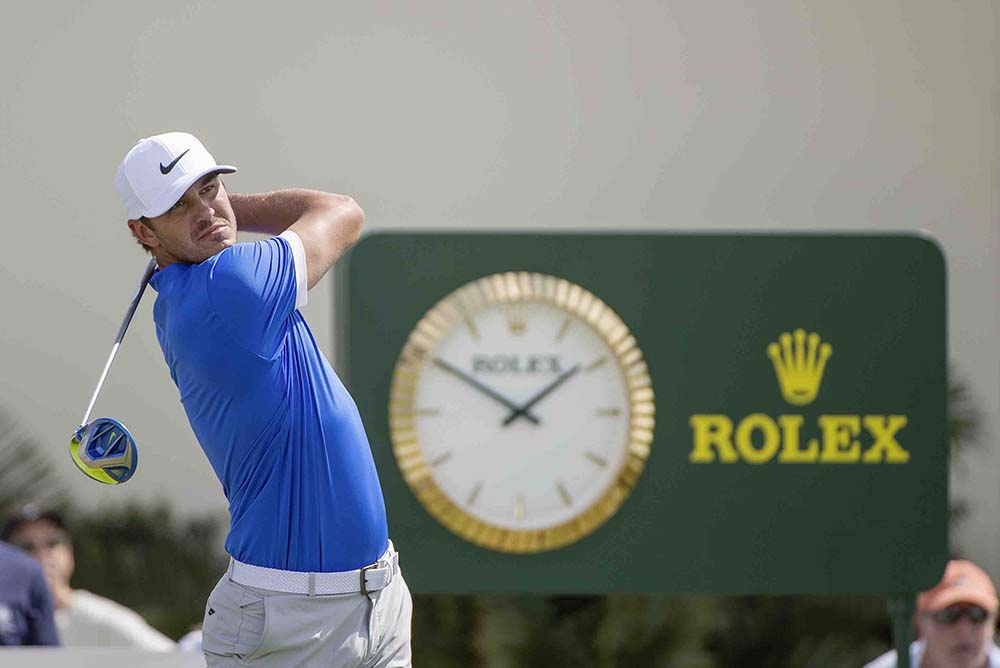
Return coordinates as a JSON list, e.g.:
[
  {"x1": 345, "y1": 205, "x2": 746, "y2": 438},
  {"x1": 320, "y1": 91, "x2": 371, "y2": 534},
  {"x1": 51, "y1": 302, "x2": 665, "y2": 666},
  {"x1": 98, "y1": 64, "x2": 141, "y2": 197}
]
[{"x1": 202, "y1": 577, "x2": 270, "y2": 661}]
